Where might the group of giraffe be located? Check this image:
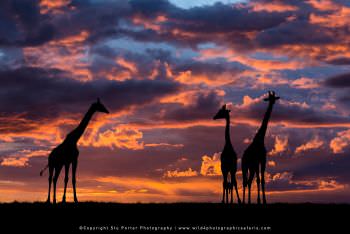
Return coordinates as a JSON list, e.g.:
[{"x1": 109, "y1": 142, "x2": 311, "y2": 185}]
[
  {"x1": 40, "y1": 91, "x2": 278, "y2": 204},
  {"x1": 213, "y1": 91, "x2": 279, "y2": 205}
]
